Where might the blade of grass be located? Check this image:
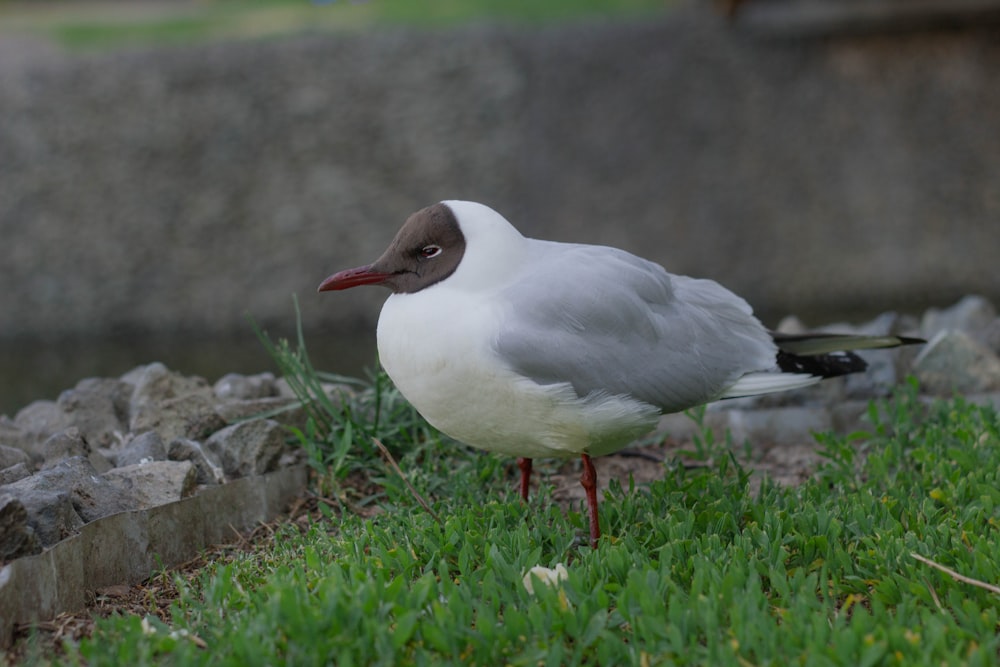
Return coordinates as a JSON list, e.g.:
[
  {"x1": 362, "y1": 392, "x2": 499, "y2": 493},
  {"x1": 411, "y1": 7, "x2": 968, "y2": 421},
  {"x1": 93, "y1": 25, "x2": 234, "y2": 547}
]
[
  {"x1": 911, "y1": 553, "x2": 1000, "y2": 595},
  {"x1": 372, "y1": 437, "x2": 441, "y2": 525}
]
